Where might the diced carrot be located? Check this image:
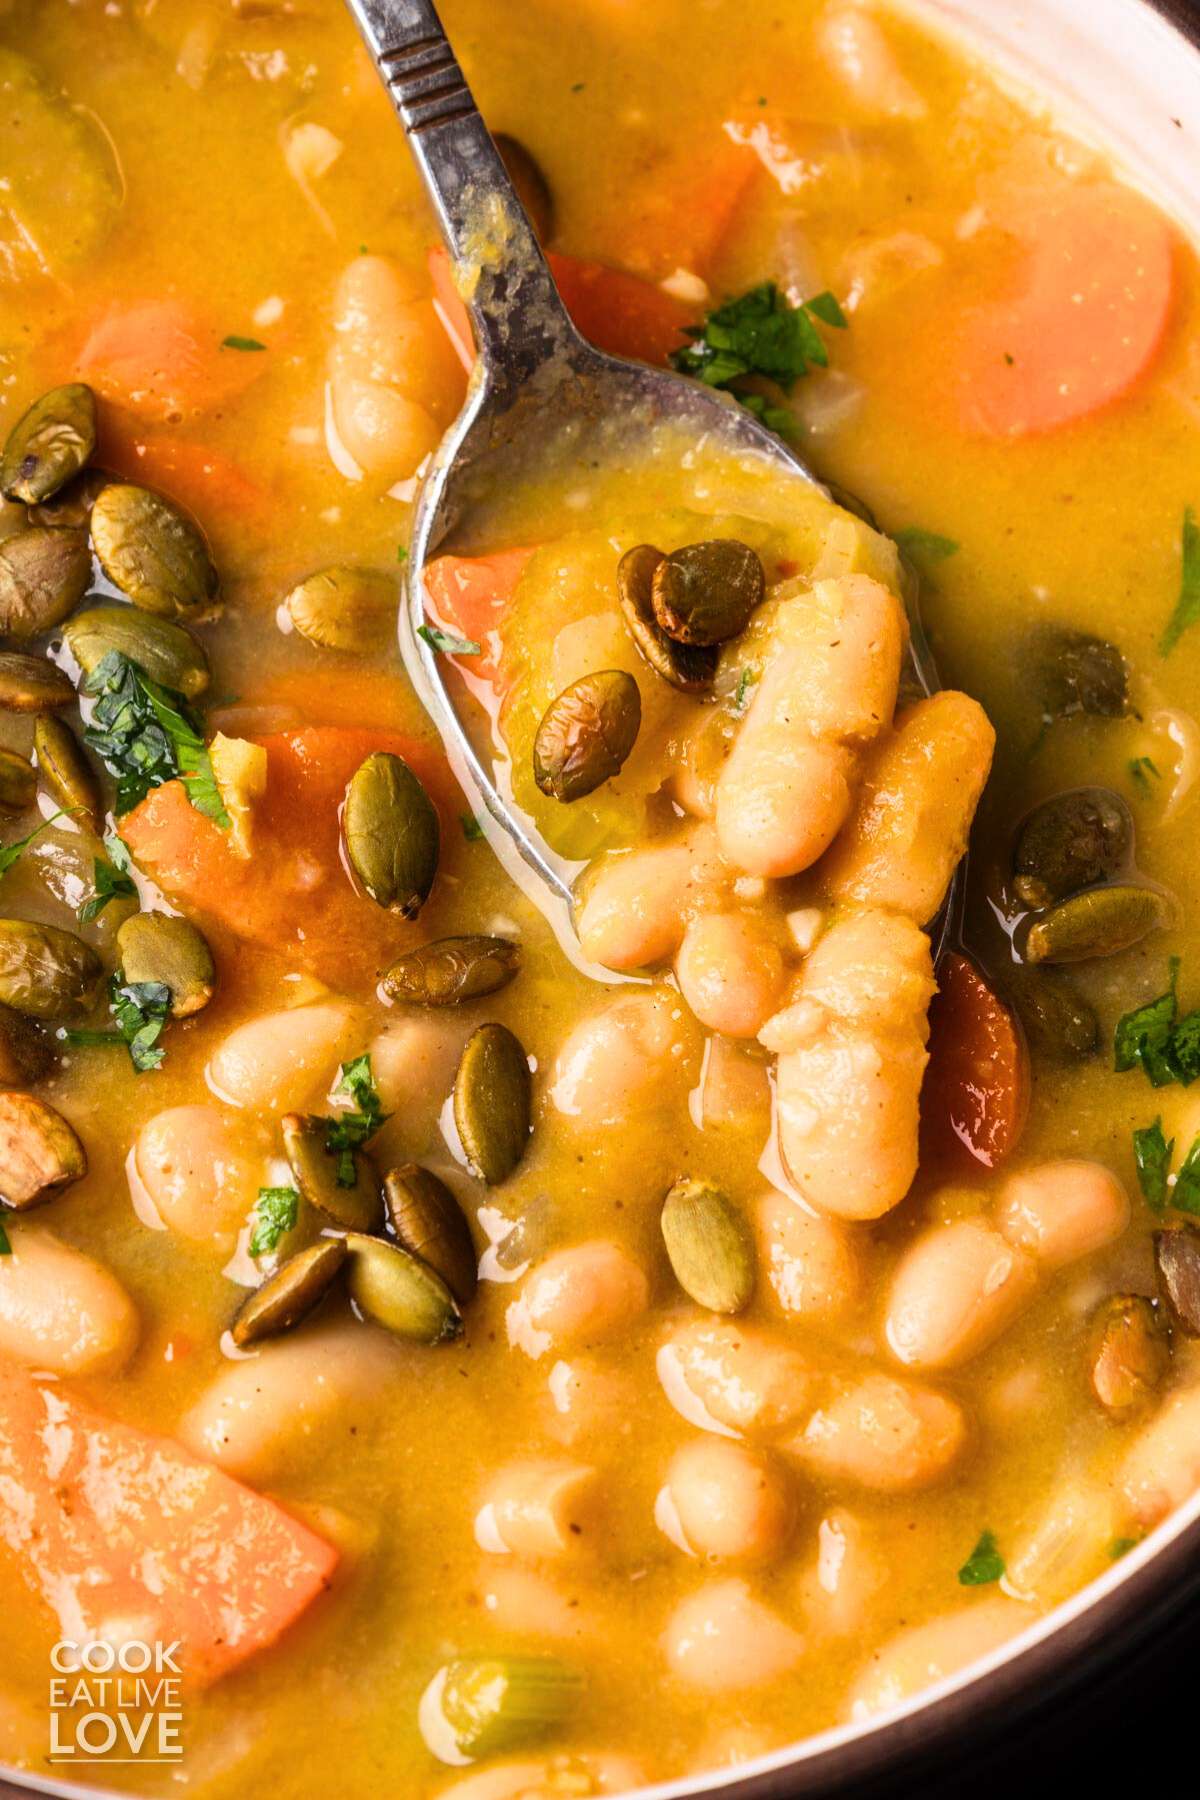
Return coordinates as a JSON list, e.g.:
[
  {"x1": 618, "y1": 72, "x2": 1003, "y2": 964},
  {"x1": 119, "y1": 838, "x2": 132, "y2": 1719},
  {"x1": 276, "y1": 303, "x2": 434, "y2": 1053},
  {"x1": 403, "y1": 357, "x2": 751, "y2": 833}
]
[
  {"x1": 594, "y1": 133, "x2": 760, "y2": 281},
  {"x1": 78, "y1": 299, "x2": 267, "y2": 423},
  {"x1": 957, "y1": 180, "x2": 1176, "y2": 437},
  {"x1": 97, "y1": 426, "x2": 268, "y2": 524},
  {"x1": 428, "y1": 247, "x2": 475, "y2": 374},
  {"x1": 423, "y1": 547, "x2": 537, "y2": 685},
  {"x1": 921, "y1": 951, "x2": 1029, "y2": 1171},
  {"x1": 122, "y1": 727, "x2": 458, "y2": 980},
  {"x1": 0, "y1": 1367, "x2": 337, "y2": 1687}
]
